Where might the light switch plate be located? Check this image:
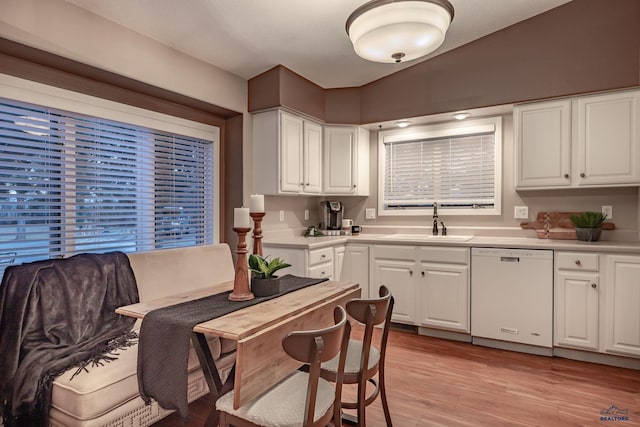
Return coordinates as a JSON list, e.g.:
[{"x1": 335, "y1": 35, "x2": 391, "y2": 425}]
[
  {"x1": 365, "y1": 208, "x2": 376, "y2": 220},
  {"x1": 514, "y1": 206, "x2": 529, "y2": 220},
  {"x1": 602, "y1": 205, "x2": 613, "y2": 220},
  {"x1": 304, "y1": 209, "x2": 309, "y2": 220},
  {"x1": 279, "y1": 210, "x2": 284, "y2": 221}
]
